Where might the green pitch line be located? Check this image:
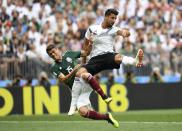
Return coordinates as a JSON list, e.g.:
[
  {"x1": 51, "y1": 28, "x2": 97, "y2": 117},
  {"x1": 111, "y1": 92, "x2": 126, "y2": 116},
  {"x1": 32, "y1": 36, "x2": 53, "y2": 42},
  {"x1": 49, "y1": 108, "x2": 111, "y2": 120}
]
[
  {"x1": 0, "y1": 120, "x2": 182, "y2": 131},
  {"x1": 0, "y1": 109, "x2": 182, "y2": 131},
  {"x1": 1, "y1": 109, "x2": 182, "y2": 122}
]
